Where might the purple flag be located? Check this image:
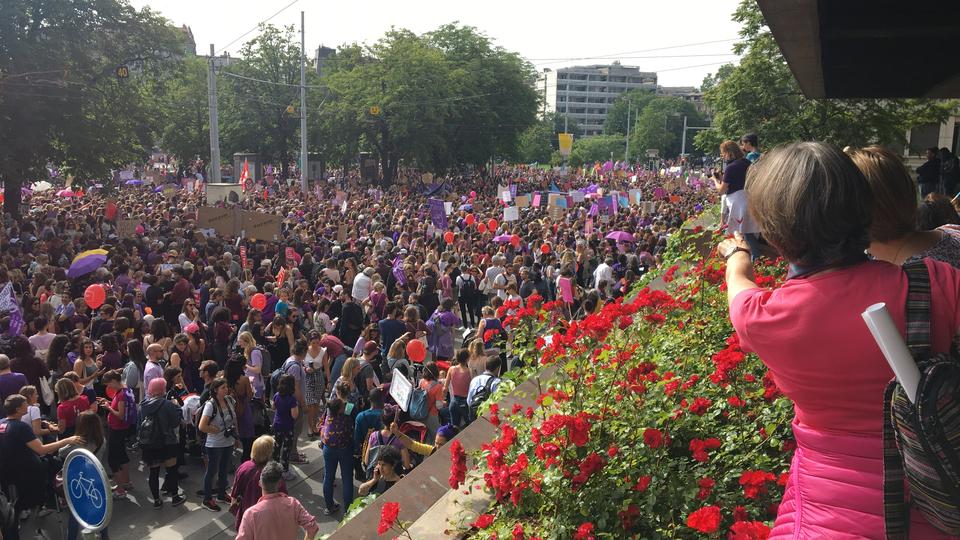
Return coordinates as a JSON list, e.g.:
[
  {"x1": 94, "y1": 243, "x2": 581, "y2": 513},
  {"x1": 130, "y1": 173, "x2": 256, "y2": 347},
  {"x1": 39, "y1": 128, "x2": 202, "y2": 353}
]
[
  {"x1": 0, "y1": 283, "x2": 23, "y2": 336},
  {"x1": 428, "y1": 198, "x2": 448, "y2": 229},
  {"x1": 509, "y1": 184, "x2": 517, "y2": 198},
  {"x1": 392, "y1": 255, "x2": 408, "y2": 286}
]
